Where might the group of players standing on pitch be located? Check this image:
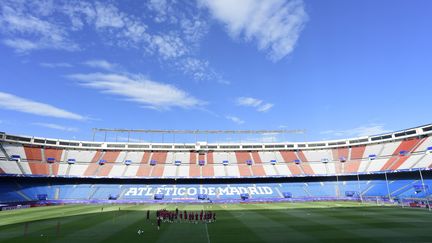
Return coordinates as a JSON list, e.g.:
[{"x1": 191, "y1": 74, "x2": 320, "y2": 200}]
[{"x1": 147, "y1": 208, "x2": 216, "y2": 230}]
